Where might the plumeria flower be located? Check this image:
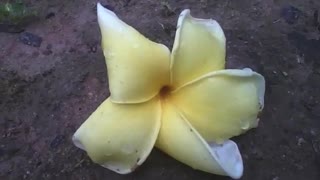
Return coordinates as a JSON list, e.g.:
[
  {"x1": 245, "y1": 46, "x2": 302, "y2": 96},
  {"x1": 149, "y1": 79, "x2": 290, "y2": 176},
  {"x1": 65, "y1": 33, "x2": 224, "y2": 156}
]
[{"x1": 73, "y1": 3, "x2": 265, "y2": 179}]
